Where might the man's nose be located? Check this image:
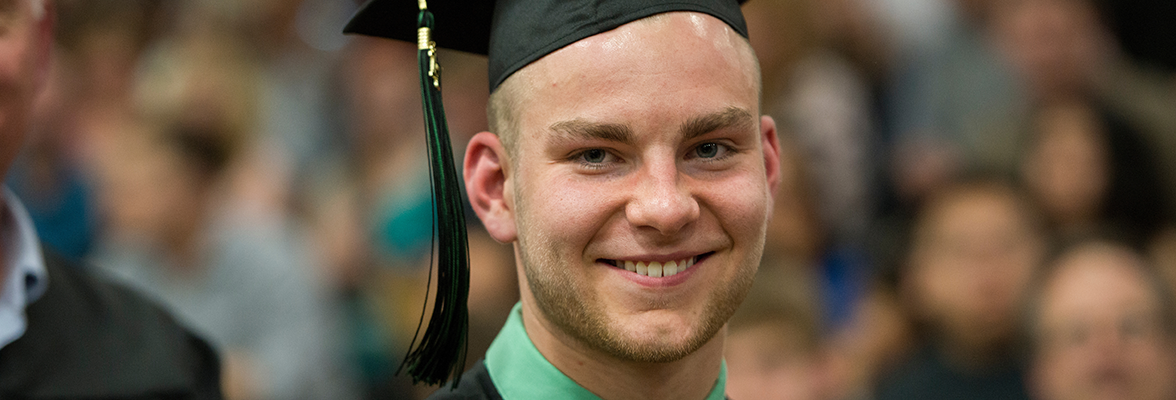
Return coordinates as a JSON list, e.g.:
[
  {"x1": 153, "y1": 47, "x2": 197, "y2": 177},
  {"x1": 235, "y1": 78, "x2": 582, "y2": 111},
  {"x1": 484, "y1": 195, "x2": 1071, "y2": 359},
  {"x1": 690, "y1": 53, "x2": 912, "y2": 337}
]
[{"x1": 625, "y1": 158, "x2": 699, "y2": 236}]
